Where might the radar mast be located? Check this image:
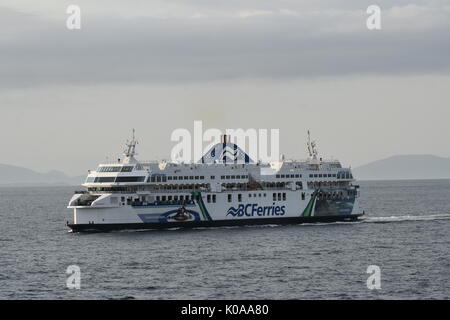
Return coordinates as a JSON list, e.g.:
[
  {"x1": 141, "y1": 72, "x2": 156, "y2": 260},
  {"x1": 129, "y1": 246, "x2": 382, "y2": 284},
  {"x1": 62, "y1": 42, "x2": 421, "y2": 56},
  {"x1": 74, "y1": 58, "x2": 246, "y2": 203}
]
[
  {"x1": 307, "y1": 130, "x2": 319, "y2": 163},
  {"x1": 123, "y1": 129, "x2": 138, "y2": 163}
]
